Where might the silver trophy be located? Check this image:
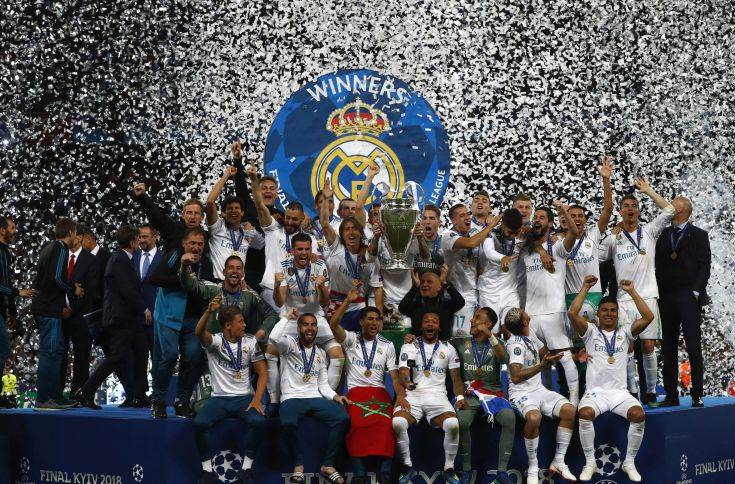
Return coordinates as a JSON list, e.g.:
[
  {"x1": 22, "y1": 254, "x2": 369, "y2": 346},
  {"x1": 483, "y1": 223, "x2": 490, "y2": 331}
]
[{"x1": 377, "y1": 181, "x2": 424, "y2": 270}]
